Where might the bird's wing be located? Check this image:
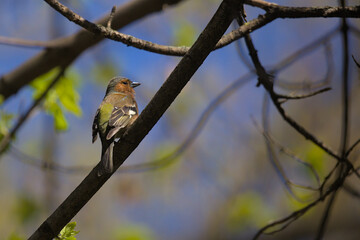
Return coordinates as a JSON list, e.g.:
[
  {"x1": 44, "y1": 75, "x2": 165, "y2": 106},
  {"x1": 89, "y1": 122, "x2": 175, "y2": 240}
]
[
  {"x1": 106, "y1": 103, "x2": 138, "y2": 140},
  {"x1": 92, "y1": 108, "x2": 100, "y2": 143}
]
